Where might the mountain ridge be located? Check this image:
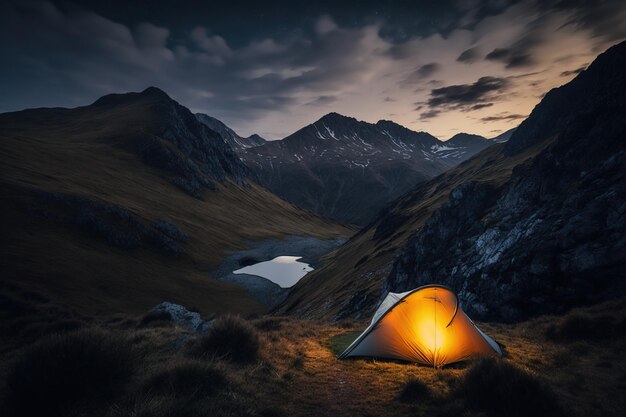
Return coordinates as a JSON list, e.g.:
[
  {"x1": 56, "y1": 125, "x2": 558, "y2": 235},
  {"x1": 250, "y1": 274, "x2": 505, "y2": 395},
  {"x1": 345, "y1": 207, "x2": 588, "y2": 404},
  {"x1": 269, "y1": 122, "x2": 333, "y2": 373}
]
[{"x1": 238, "y1": 112, "x2": 502, "y2": 225}]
